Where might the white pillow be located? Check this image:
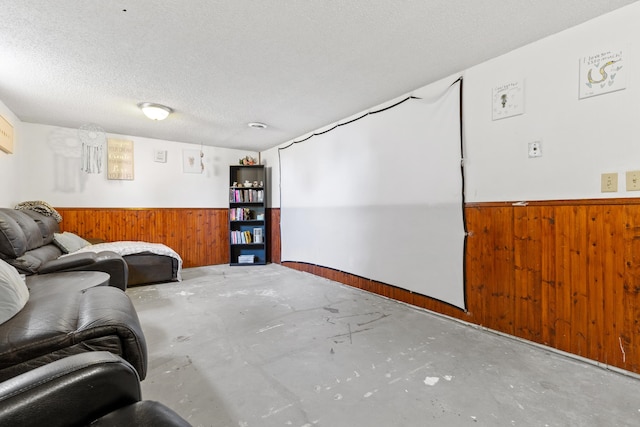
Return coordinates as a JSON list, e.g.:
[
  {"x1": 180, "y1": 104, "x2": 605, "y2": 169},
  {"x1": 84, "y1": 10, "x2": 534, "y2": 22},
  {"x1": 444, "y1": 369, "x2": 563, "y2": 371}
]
[
  {"x1": 0, "y1": 259, "x2": 29, "y2": 325},
  {"x1": 53, "y1": 232, "x2": 92, "y2": 254}
]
